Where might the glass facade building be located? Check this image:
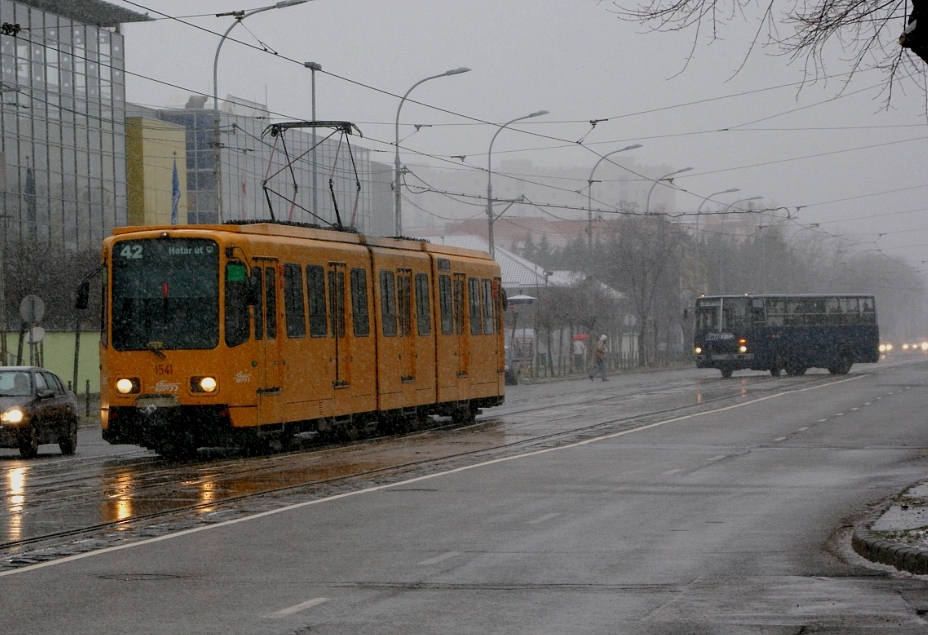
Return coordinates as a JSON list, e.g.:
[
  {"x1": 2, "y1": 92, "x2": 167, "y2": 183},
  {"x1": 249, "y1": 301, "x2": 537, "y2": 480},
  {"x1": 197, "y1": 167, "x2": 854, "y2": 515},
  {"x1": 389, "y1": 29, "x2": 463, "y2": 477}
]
[{"x1": 0, "y1": 0, "x2": 146, "y2": 251}]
